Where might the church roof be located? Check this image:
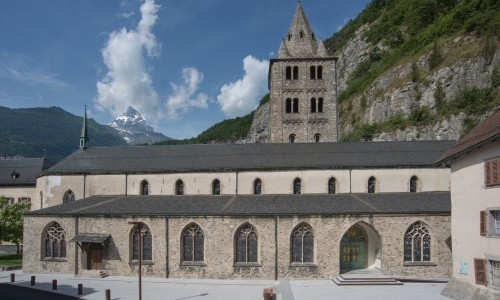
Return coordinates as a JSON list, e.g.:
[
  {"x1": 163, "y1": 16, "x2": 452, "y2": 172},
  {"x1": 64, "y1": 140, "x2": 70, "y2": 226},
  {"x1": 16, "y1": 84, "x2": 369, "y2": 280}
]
[
  {"x1": 0, "y1": 157, "x2": 48, "y2": 186},
  {"x1": 279, "y1": 2, "x2": 318, "y2": 58},
  {"x1": 42, "y1": 141, "x2": 455, "y2": 175},
  {"x1": 25, "y1": 192, "x2": 450, "y2": 217},
  {"x1": 436, "y1": 108, "x2": 500, "y2": 164}
]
